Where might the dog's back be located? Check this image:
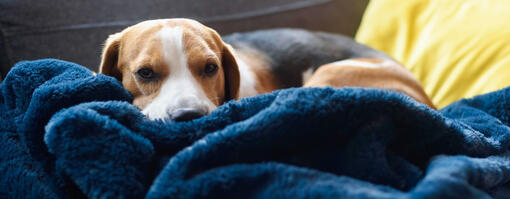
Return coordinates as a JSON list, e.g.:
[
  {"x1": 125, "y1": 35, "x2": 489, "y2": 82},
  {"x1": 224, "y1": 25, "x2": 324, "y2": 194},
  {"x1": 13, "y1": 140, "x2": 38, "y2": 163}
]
[{"x1": 223, "y1": 29, "x2": 392, "y2": 88}]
